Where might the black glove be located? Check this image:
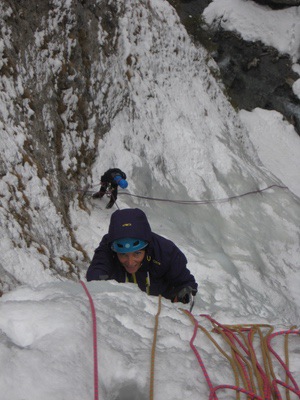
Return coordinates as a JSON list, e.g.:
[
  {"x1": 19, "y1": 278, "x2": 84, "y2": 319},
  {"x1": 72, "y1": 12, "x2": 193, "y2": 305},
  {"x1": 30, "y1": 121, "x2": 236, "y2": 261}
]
[{"x1": 173, "y1": 286, "x2": 194, "y2": 304}]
